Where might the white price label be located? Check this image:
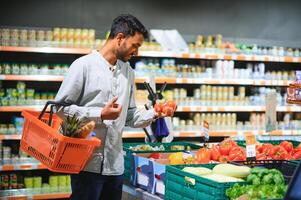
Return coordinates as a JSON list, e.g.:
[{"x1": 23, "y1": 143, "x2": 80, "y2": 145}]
[{"x1": 246, "y1": 144, "x2": 256, "y2": 158}]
